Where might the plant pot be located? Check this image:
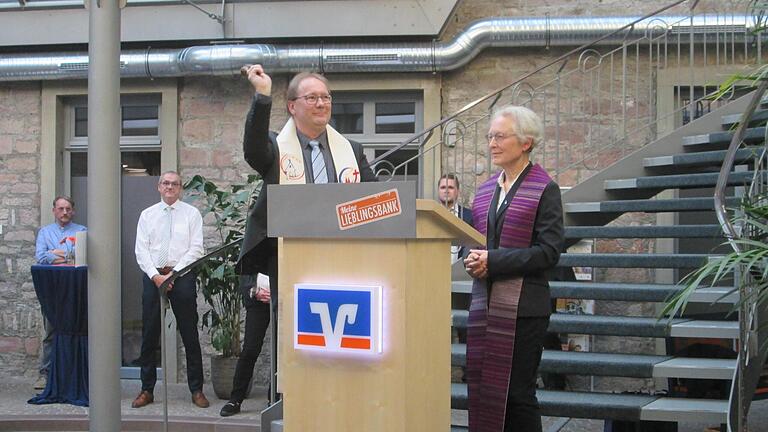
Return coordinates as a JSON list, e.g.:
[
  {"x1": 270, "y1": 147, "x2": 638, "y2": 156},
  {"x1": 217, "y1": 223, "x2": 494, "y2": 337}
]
[{"x1": 210, "y1": 354, "x2": 253, "y2": 400}]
